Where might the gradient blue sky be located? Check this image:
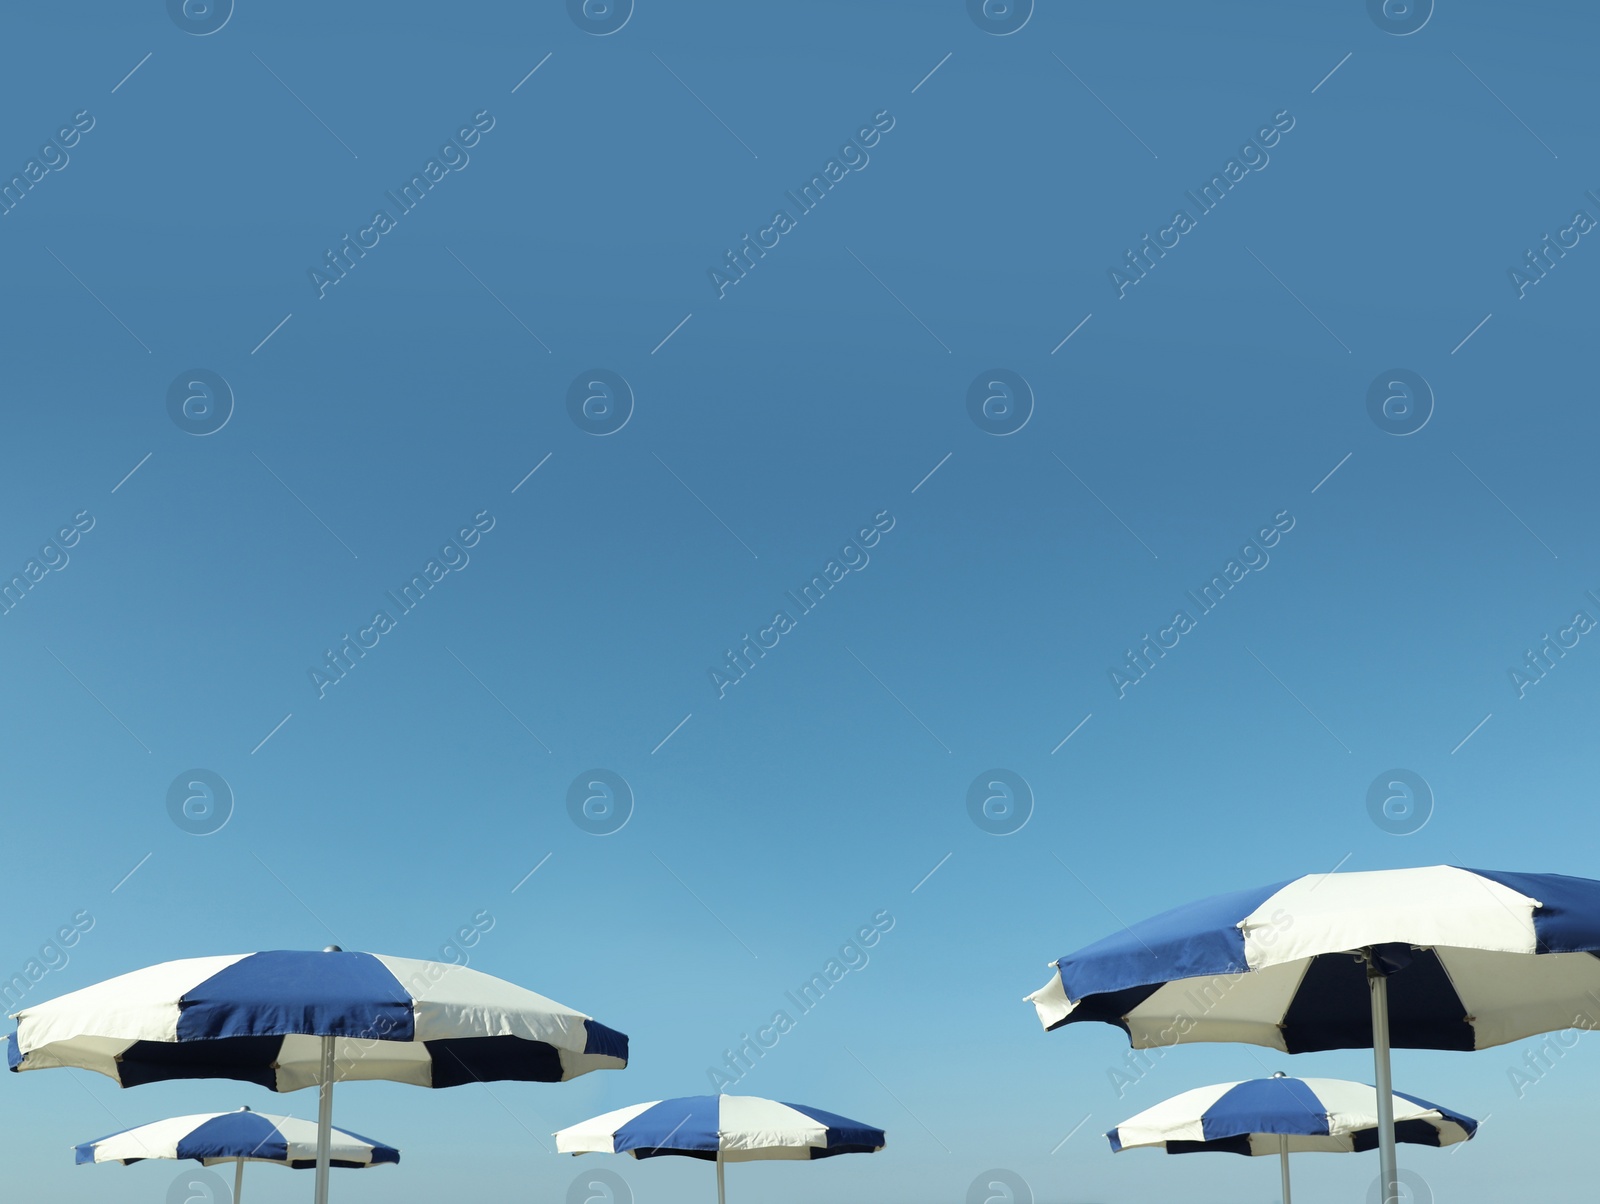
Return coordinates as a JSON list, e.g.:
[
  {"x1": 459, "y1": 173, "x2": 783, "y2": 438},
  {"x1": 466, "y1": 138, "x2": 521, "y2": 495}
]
[{"x1": 4, "y1": 2, "x2": 1600, "y2": 1201}]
